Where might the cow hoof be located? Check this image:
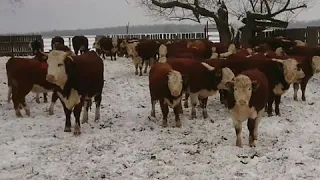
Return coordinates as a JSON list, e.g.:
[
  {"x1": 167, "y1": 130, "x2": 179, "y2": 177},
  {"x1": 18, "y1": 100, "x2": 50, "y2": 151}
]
[
  {"x1": 176, "y1": 121, "x2": 182, "y2": 128},
  {"x1": 49, "y1": 110, "x2": 54, "y2": 115},
  {"x1": 249, "y1": 143, "x2": 256, "y2": 147},
  {"x1": 267, "y1": 113, "x2": 273, "y2": 117},
  {"x1": 191, "y1": 115, "x2": 196, "y2": 120},
  {"x1": 36, "y1": 99, "x2": 40, "y2": 104},
  {"x1": 15, "y1": 111, "x2": 22, "y2": 118},
  {"x1": 64, "y1": 127, "x2": 72, "y2": 132},
  {"x1": 294, "y1": 97, "x2": 298, "y2": 101},
  {"x1": 81, "y1": 119, "x2": 88, "y2": 124},
  {"x1": 162, "y1": 122, "x2": 168, "y2": 128},
  {"x1": 135, "y1": 72, "x2": 138, "y2": 75},
  {"x1": 276, "y1": 113, "x2": 281, "y2": 116},
  {"x1": 184, "y1": 103, "x2": 188, "y2": 108},
  {"x1": 203, "y1": 111, "x2": 208, "y2": 119},
  {"x1": 151, "y1": 112, "x2": 155, "y2": 117},
  {"x1": 302, "y1": 97, "x2": 306, "y2": 101},
  {"x1": 139, "y1": 73, "x2": 142, "y2": 76},
  {"x1": 44, "y1": 100, "x2": 48, "y2": 103}
]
